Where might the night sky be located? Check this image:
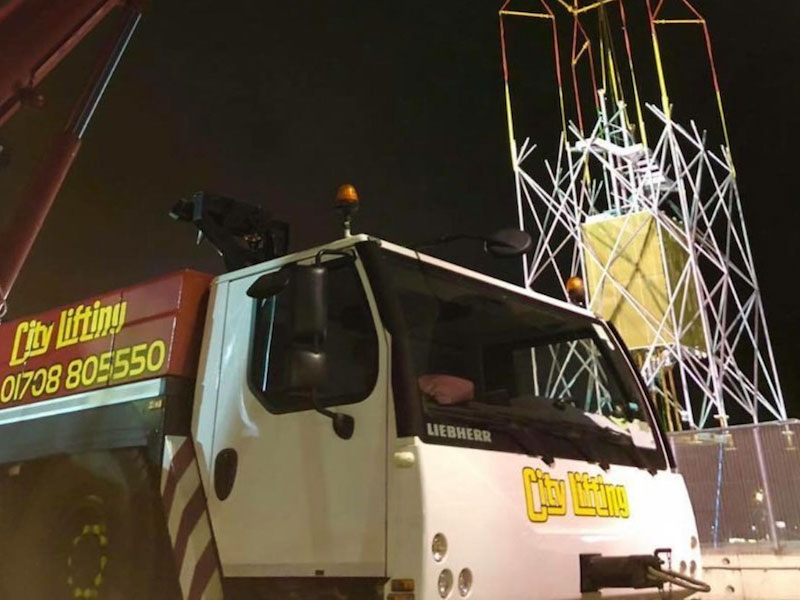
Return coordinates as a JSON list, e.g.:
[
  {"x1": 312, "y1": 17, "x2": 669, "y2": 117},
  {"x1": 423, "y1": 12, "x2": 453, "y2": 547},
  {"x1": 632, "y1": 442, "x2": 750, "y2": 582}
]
[{"x1": 0, "y1": 1, "x2": 797, "y2": 414}]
